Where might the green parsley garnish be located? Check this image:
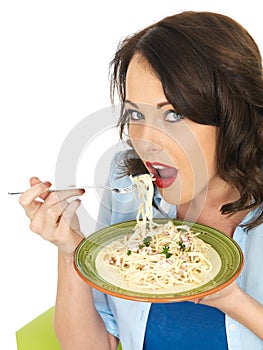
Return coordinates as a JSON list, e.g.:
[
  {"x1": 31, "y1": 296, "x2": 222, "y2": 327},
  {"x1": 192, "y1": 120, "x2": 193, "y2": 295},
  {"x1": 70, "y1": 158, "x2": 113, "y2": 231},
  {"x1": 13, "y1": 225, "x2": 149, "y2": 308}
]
[
  {"x1": 178, "y1": 240, "x2": 186, "y2": 251},
  {"x1": 160, "y1": 245, "x2": 172, "y2": 258},
  {"x1": 143, "y1": 236, "x2": 152, "y2": 247},
  {"x1": 127, "y1": 250, "x2": 131, "y2": 256}
]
